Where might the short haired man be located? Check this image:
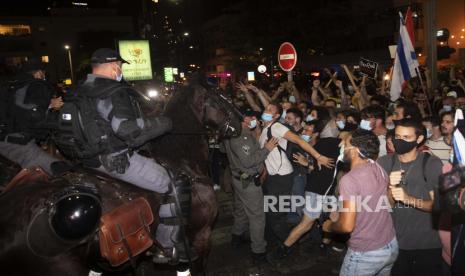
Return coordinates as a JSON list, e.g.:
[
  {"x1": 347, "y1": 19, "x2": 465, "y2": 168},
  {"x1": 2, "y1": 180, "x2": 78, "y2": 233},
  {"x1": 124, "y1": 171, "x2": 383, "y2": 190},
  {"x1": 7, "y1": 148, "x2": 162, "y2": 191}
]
[
  {"x1": 223, "y1": 109, "x2": 278, "y2": 264},
  {"x1": 377, "y1": 119, "x2": 444, "y2": 275},
  {"x1": 323, "y1": 129, "x2": 398, "y2": 276},
  {"x1": 360, "y1": 105, "x2": 388, "y2": 157},
  {"x1": 259, "y1": 102, "x2": 333, "y2": 242}
]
